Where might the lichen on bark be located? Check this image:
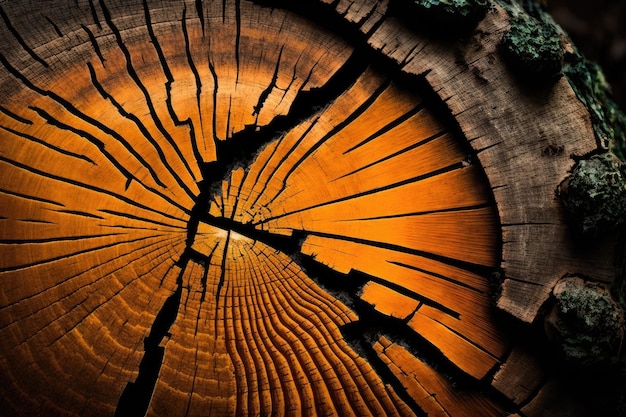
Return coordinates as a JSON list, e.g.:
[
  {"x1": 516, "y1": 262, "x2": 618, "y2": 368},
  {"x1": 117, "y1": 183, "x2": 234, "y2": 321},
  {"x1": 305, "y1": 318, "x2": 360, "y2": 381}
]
[
  {"x1": 545, "y1": 277, "x2": 625, "y2": 368},
  {"x1": 504, "y1": 0, "x2": 626, "y2": 160},
  {"x1": 558, "y1": 153, "x2": 626, "y2": 240},
  {"x1": 557, "y1": 153, "x2": 626, "y2": 240},
  {"x1": 563, "y1": 55, "x2": 626, "y2": 161},
  {"x1": 495, "y1": 1, "x2": 626, "y2": 161},
  {"x1": 498, "y1": 11, "x2": 563, "y2": 79},
  {"x1": 401, "y1": 0, "x2": 490, "y2": 33},
  {"x1": 409, "y1": 0, "x2": 489, "y2": 16}
]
